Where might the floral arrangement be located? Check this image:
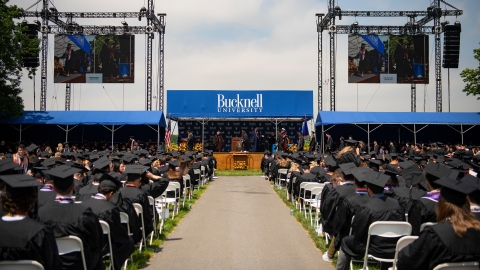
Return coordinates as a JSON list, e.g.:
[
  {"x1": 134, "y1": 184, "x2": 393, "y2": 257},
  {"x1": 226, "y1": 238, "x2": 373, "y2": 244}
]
[
  {"x1": 234, "y1": 161, "x2": 247, "y2": 170},
  {"x1": 193, "y1": 143, "x2": 203, "y2": 152}
]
